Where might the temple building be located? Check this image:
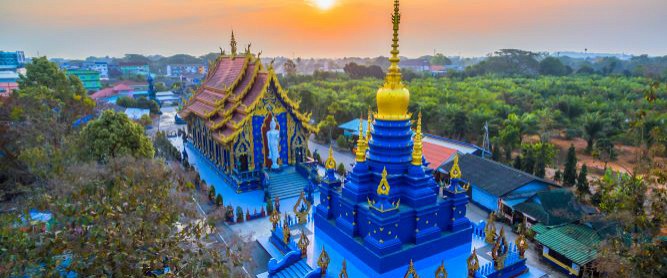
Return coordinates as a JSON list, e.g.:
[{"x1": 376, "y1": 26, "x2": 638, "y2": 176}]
[{"x1": 179, "y1": 33, "x2": 318, "y2": 192}]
